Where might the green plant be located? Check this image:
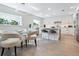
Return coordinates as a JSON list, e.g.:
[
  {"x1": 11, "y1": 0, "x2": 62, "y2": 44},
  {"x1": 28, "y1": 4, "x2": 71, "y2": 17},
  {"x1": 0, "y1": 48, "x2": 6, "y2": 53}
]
[
  {"x1": 0, "y1": 18, "x2": 19, "y2": 25},
  {"x1": 0, "y1": 18, "x2": 4, "y2": 24},
  {"x1": 10, "y1": 20, "x2": 18, "y2": 25},
  {"x1": 3, "y1": 20, "x2": 9, "y2": 24},
  {"x1": 33, "y1": 22, "x2": 38, "y2": 25}
]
